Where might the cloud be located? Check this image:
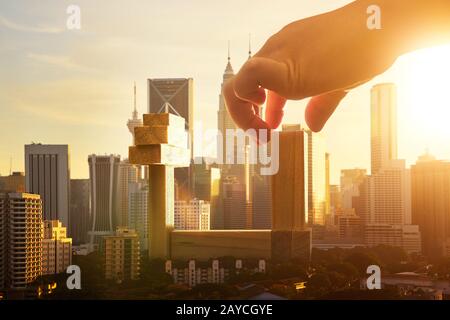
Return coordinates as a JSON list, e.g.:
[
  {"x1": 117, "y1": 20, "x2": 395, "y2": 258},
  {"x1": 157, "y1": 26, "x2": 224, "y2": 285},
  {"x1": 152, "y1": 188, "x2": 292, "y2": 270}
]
[
  {"x1": 0, "y1": 14, "x2": 63, "y2": 34},
  {"x1": 27, "y1": 53, "x2": 93, "y2": 72},
  {"x1": 2, "y1": 77, "x2": 129, "y2": 128}
]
